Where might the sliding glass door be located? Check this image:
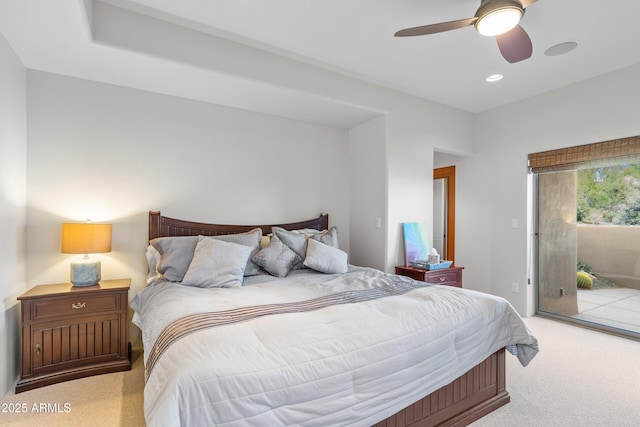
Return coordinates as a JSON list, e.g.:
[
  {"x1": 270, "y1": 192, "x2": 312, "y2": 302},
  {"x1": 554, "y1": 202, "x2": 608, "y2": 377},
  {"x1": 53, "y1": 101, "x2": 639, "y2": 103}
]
[{"x1": 531, "y1": 138, "x2": 640, "y2": 339}]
